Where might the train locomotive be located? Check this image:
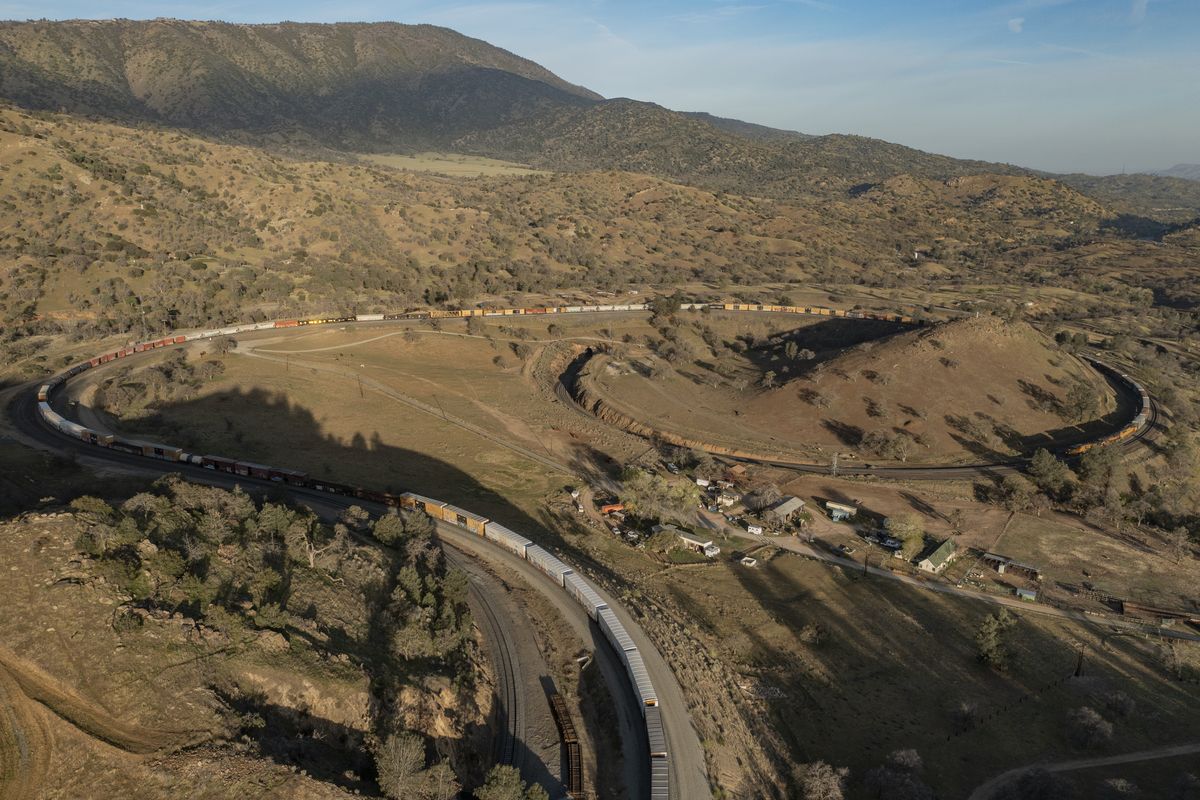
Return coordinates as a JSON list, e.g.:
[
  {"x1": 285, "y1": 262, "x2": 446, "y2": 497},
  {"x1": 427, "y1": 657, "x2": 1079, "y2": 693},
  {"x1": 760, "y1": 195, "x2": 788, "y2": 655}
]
[{"x1": 1065, "y1": 358, "x2": 1152, "y2": 456}]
